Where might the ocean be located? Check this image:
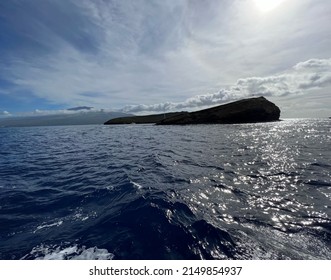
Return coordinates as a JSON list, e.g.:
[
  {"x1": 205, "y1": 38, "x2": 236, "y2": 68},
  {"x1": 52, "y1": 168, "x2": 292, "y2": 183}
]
[{"x1": 0, "y1": 119, "x2": 330, "y2": 260}]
